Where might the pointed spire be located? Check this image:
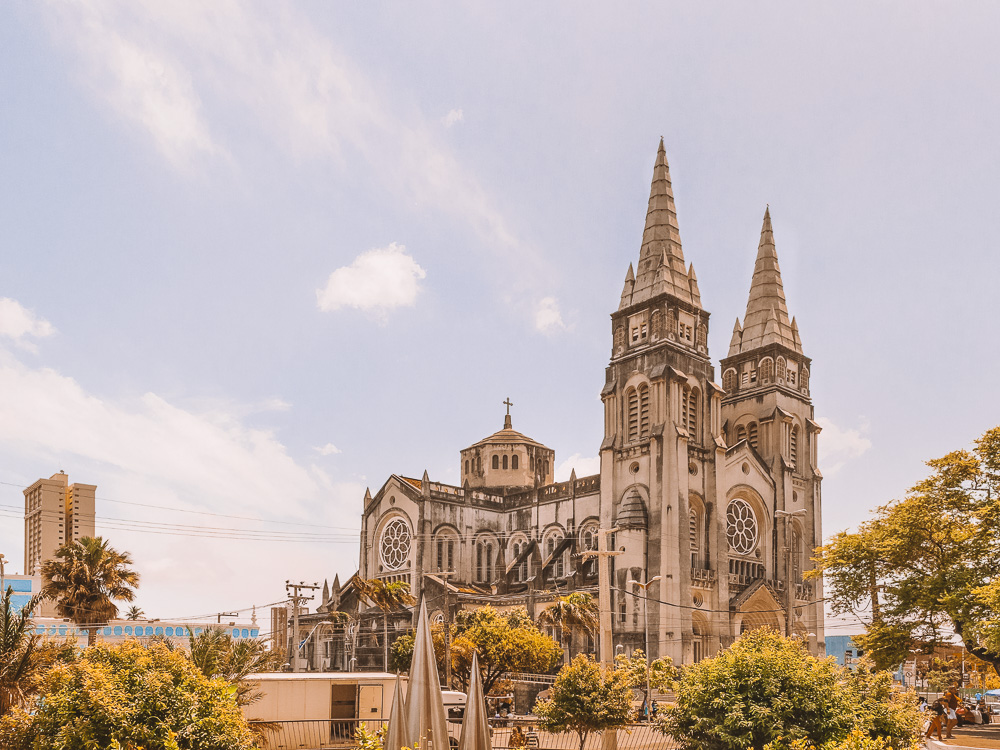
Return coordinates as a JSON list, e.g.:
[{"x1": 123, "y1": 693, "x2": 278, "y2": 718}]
[
  {"x1": 791, "y1": 316, "x2": 802, "y2": 350},
  {"x1": 618, "y1": 264, "x2": 635, "y2": 310},
  {"x1": 629, "y1": 139, "x2": 691, "y2": 307},
  {"x1": 735, "y1": 207, "x2": 802, "y2": 353},
  {"x1": 728, "y1": 318, "x2": 743, "y2": 356},
  {"x1": 687, "y1": 263, "x2": 701, "y2": 306},
  {"x1": 322, "y1": 579, "x2": 330, "y2": 603},
  {"x1": 332, "y1": 574, "x2": 340, "y2": 593},
  {"x1": 569, "y1": 468, "x2": 577, "y2": 483},
  {"x1": 364, "y1": 487, "x2": 372, "y2": 503}
]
